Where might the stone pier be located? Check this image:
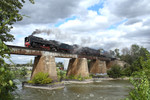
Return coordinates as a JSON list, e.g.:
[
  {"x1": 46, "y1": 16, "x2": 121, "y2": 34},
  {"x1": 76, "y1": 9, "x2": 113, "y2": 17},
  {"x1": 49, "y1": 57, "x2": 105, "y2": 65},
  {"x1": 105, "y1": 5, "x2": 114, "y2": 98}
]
[
  {"x1": 89, "y1": 59, "x2": 107, "y2": 74},
  {"x1": 31, "y1": 56, "x2": 57, "y2": 80},
  {"x1": 106, "y1": 60, "x2": 127, "y2": 69},
  {"x1": 67, "y1": 58, "x2": 89, "y2": 77}
]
